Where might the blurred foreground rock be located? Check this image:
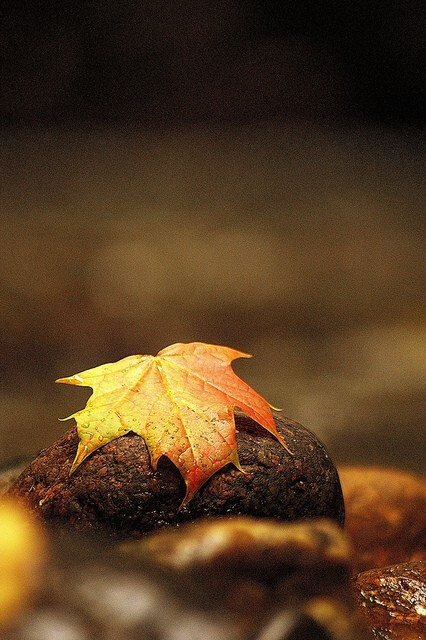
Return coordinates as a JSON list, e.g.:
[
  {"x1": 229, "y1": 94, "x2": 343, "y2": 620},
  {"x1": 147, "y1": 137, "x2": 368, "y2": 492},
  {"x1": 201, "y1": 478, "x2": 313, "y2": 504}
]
[
  {"x1": 121, "y1": 516, "x2": 368, "y2": 640},
  {"x1": 354, "y1": 561, "x2": 426, "y2": 640},
  {"x1": 339, "y1": 466, "x2": 426, "y2": 574},
  {"x1": 2, "y1": 517, "x2": 368, "y2": 640},
  {"x1": 0, "y1": 499, "x2": 46, "y2": 631},
  {"x1": 9, "y1": 413, "x2": 344, "y2": 538}
]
